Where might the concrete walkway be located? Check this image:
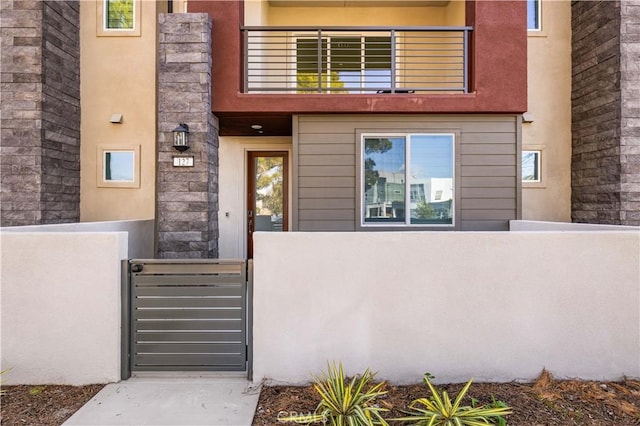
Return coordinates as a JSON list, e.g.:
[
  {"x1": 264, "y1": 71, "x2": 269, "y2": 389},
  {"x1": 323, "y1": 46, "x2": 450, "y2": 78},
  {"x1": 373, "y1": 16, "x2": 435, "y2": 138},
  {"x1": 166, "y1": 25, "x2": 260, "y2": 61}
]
[{"x1": 64, "y1": 373, "x2": 260, "y2": 426}]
